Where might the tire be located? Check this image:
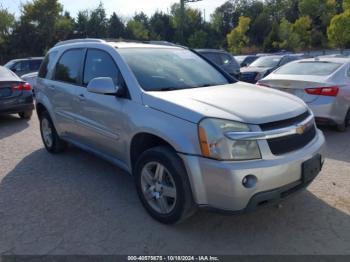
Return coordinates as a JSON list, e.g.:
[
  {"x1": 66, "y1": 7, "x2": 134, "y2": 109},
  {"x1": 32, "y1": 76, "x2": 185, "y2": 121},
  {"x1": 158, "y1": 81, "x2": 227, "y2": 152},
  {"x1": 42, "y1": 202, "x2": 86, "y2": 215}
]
[
  {"x1": 134, "y1": 146, "x2": 197, "y2": 224},
  {"x1": 39, "y1": 111, "x2": 66, "y2": 153},
  {"x1": 336, "y1": 108, "x2": 350, "y2": 132},
  {"x1": 19, "y1": 110, "x2": 33, "y2": 119}
]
